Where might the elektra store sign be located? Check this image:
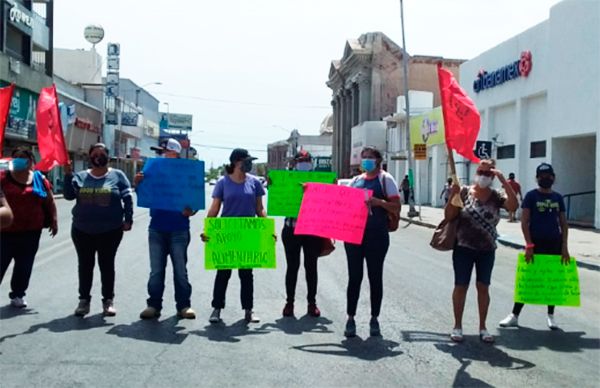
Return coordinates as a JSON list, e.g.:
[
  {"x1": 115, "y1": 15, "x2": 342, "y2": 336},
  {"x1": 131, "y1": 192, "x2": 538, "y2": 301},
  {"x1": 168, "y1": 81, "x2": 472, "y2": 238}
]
[
  {"x1": 6, "y1": 0, "x2": 33, "y2": 35},
  {"x1": 473, "y1": 51, "x2": 532, "y2": 93}
]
